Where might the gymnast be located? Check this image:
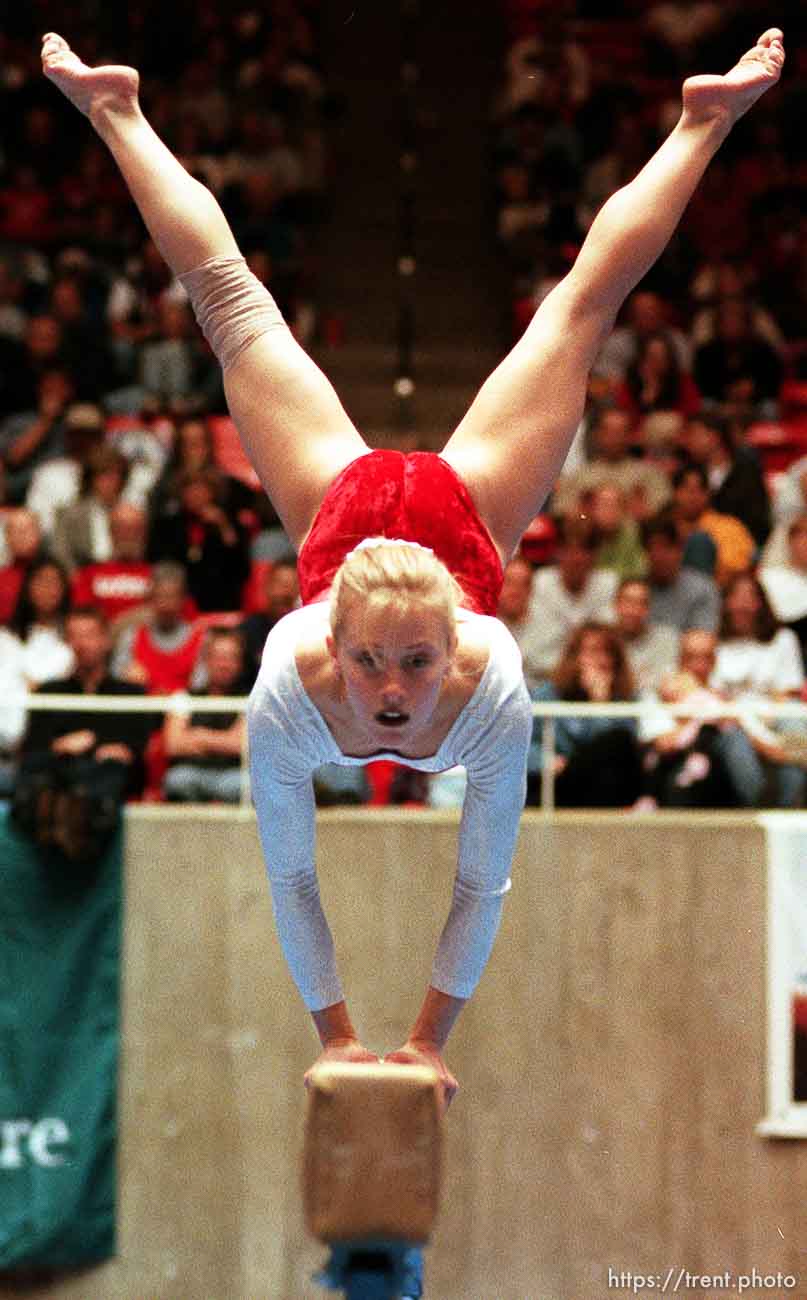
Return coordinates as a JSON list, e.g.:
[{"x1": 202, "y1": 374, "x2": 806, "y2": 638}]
[{"x1": 41, "y1": 27, "x2": 784, "y2": 1110}]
